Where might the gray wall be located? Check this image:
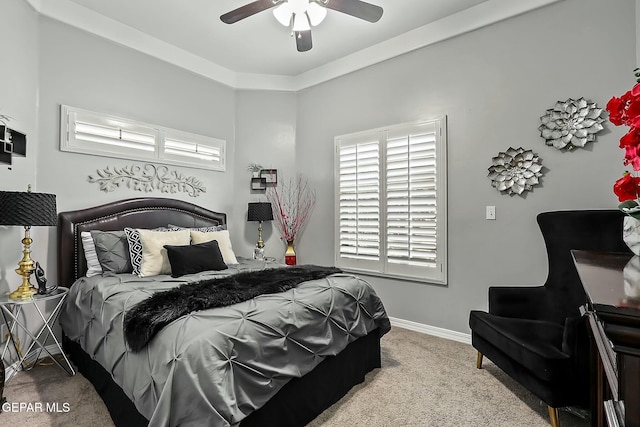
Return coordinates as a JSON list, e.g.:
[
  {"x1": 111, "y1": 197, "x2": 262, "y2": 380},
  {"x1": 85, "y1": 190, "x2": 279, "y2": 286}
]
[
  {"x1": 0, "y1": 0, "x2": 40, "y2": 296},
  {"x1": 295, "y1": 0, "x2": 637, "y2": 333},
  {"x1": 34, "y1": 16, "x2": 237, "y2": 283},
  {"x1": 233, "y1": 90, "x2": 297, "y2": 261},
  {"x1": 0, "y1": 0, "x2": 637, "y2": 337}
]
